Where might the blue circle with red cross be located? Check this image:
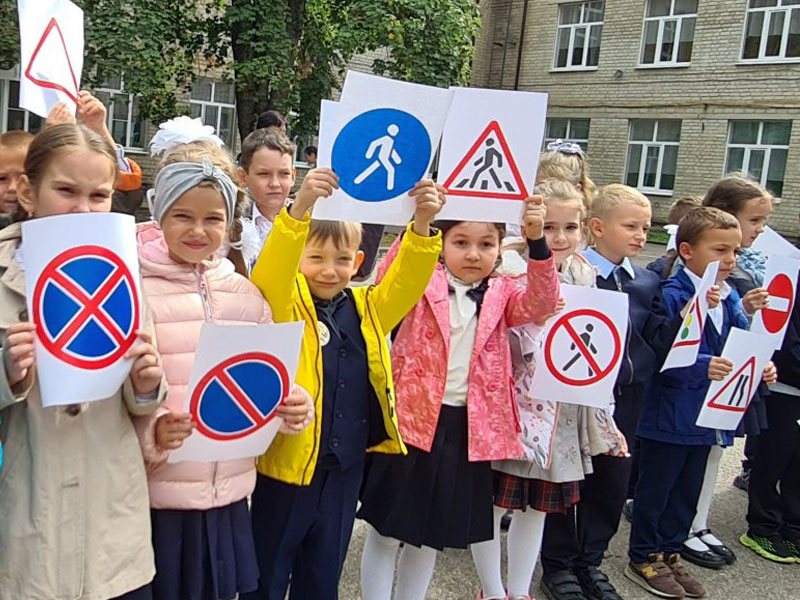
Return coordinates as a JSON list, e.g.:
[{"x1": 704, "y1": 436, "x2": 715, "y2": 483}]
[
  {"x1": 32, "y1": 245, "x2": 140, "y2": 369},
  {"x1": 190, "y1": 352, "x2": 289, "y2": 441}
]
